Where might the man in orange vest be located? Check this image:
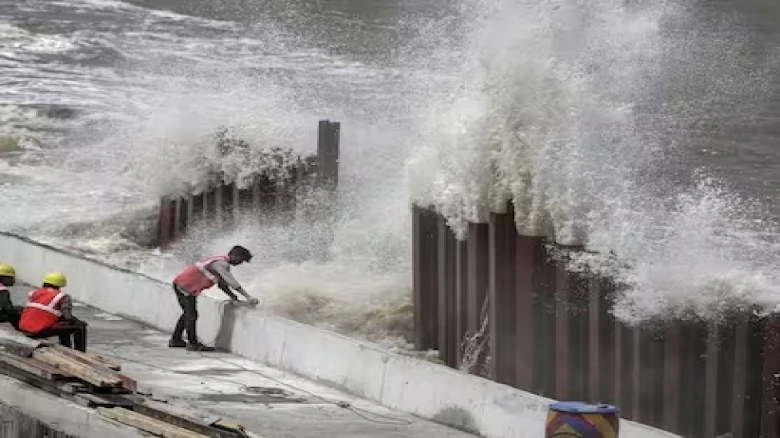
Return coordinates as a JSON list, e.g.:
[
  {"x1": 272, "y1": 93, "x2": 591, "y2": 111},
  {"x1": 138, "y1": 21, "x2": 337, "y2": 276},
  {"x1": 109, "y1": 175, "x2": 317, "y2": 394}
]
[
  {"x1": 19, "y1": 272, "x2": 88, "y2": 352},
  {"x1": 170, "y1": 245, "x2": 257, "y2": 352}
]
